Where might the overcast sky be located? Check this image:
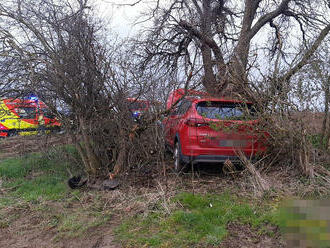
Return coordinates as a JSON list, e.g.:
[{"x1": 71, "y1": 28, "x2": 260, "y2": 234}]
[{"x1": 94, "y1": 0, "x2": 150, "y2": 37}]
